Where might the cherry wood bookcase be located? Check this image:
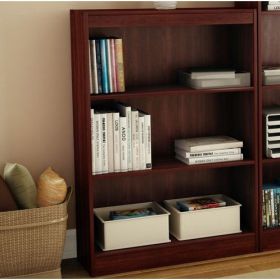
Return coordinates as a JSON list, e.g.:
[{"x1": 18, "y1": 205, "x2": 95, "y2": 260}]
[{"x1": 71, "y1": 7, "x2": 259, "y2": 277}]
